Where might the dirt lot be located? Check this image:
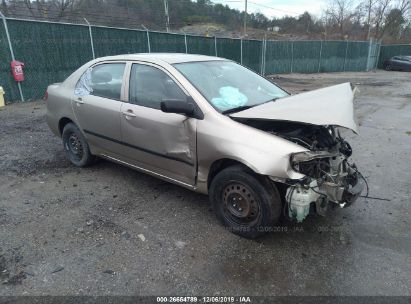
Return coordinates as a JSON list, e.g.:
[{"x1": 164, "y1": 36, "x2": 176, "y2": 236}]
[{"x1": 0, "y1": 70, "x2": 410, "y2": 296}]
